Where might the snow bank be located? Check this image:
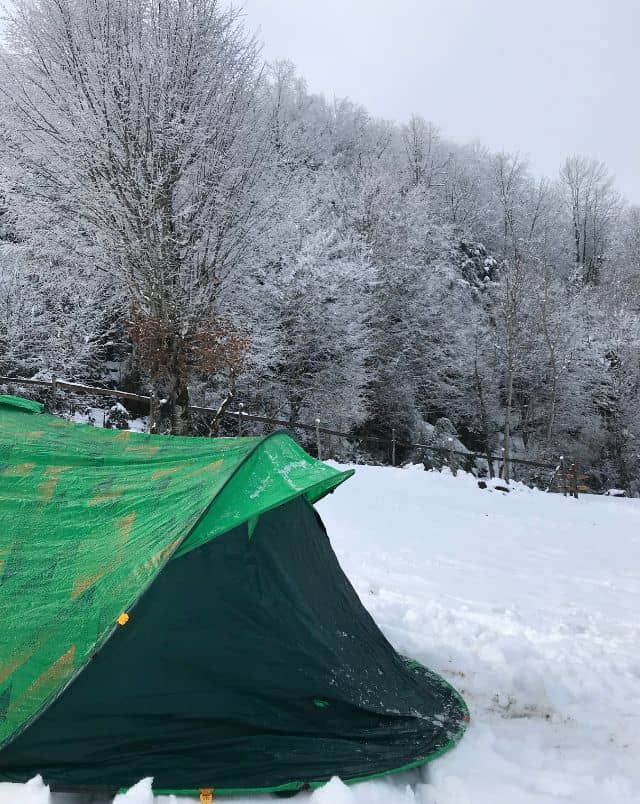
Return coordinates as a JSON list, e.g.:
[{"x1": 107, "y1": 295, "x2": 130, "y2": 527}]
[
  {"x1": 319, "y1": 465, "x2": 640, "y2": 803},
  {"x1": 3, "y1": 464, "x2": 639, "y2": 803}
]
